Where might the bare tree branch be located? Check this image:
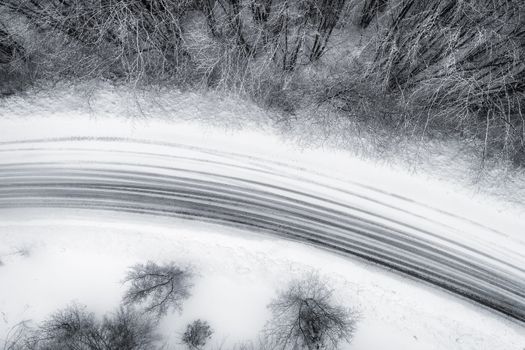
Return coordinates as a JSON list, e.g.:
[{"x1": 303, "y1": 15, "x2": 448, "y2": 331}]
[{"x1": 122, "y1": 261, "x2": 193, "y2": 317}]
